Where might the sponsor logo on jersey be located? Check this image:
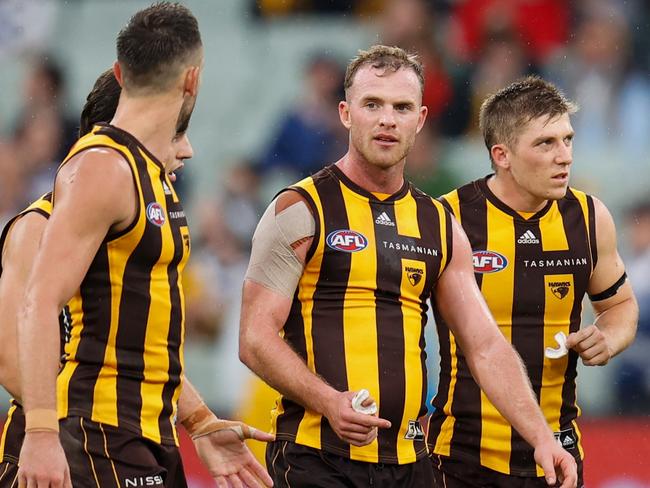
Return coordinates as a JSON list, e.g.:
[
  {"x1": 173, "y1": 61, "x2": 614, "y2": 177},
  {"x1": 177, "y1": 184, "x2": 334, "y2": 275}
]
[
  {"x1": 381, "y1": 240, "x2": 439, "y2": 256},
  {"x1": 524, "y1": 257, "x2": 588, "y2": 268},
  {"x1": 146, "y1": 202, "x2": 166, "y2": 227},
  {"x1": 375, "y1": 211, "x2": 395, "y2": 226},
  {"x1": 549, "y1": 281, "x2": 571, "y2": 299},
  {"x1": 124, "y1": 475, "x2": 164, "y2": 487},
  {"x1": 404, "y1": 420, "x2": 425, "y2": 441},
  {"x1": 472, "y1": 250, "x2": 508, "y2": 273},
  {"x1": 326, "y1": 230, "x2": 368, "y2": 253},
  {"x1": 162, "y1": 180, "x2": 172, "y2": 195},
  {"x1": 554, "y1": 428, "x2": 577, "y2": 450},
  {"x1": 518, "y1": 230, "x2": 540, "y2": 244},
  {"x1": 405, "y1": 266, "x2": 424, "y2": 286}
]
